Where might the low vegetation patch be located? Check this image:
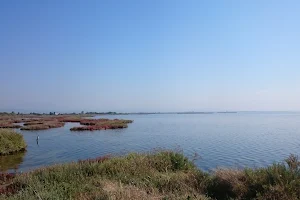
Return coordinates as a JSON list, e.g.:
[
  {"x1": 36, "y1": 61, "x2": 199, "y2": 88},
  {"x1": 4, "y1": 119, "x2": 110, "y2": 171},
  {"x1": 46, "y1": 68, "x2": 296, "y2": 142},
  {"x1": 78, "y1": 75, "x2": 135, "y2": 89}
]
[
  {"x1": 0, "y1": 115, "x2": 133, "y2": 131},
  {"x1": 20, "y1": 121, "x2": 65, "y2": 131},
  {"x1": 0, "y1": 129, "x2": 26, "y2": 155},
  {"x1": 70, "y1": 119, "x2": 133, "y2": 131},
  {"x1": 0, "y1": 122, "x2": 21, "y2": 129},
  {"x1": 0, "y1": 151, "x2": 299, "y2": 200}
]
